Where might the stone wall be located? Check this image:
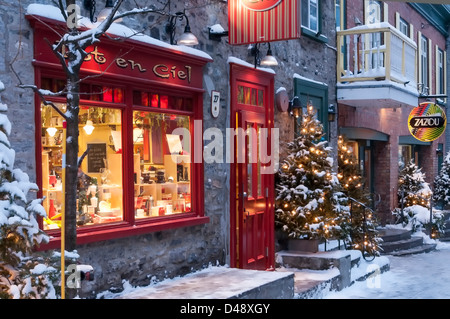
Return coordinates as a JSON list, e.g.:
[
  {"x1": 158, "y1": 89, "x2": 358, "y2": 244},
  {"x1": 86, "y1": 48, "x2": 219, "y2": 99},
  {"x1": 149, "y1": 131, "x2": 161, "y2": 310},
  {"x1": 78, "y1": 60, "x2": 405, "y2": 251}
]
[
  {"x1": 0, "y1": 1, "x2": 37, "y2": 180},
  {"x1": 1, "y1": 0, "x2": 338, "y2": 297}
]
